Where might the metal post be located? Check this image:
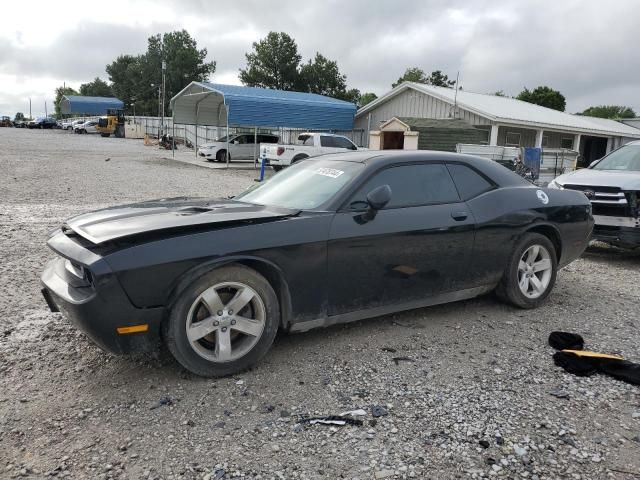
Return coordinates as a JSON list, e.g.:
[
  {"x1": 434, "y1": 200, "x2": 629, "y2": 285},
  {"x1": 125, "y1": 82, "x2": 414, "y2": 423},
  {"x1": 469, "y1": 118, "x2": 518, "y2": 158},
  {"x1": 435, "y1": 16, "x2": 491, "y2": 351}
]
[
  {"x1": 161, "y1": 60, "x2": 166, "y2": 137},
  {"x1": 225, "y1": 104, "x2": 230, "y2": 169},
  {"x1": 254, "y1": 126, "x2": 258, "y2": 168},
  {"x1": 157, "y1": 88, "x2": 161, "y2": 139},
  {"x1": 172, "y1": 114, "x2": 175, "y2": 158},
  {"x1": 195, "y1": 103, "x2": 199, "y2": 158}
]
